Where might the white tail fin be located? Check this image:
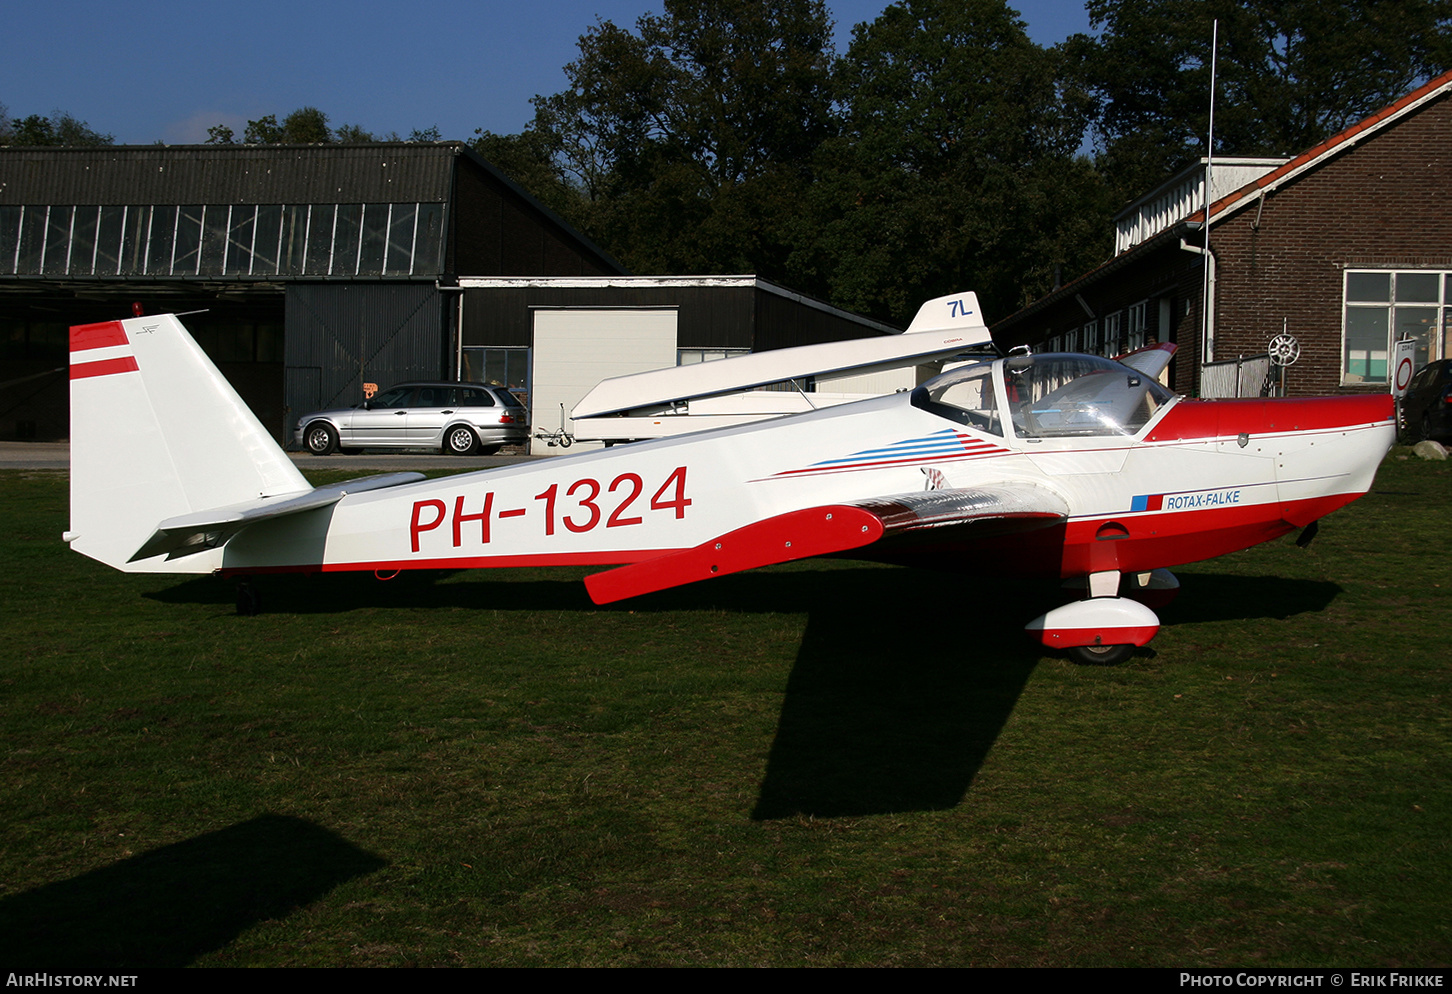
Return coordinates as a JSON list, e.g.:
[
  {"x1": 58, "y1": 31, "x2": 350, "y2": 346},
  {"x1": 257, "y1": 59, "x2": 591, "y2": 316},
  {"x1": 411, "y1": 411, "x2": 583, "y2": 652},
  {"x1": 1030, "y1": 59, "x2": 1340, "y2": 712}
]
[{"x1": 67, "y1": 314, "x2": 311, "y2": 572}]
